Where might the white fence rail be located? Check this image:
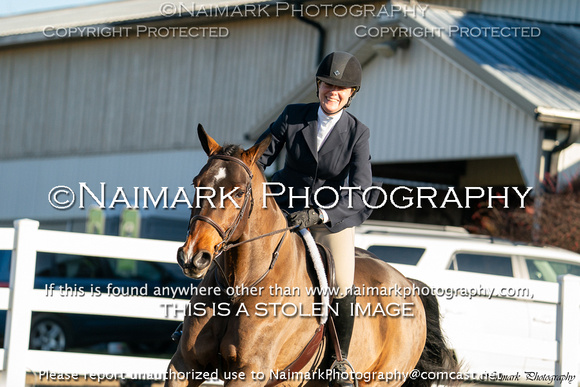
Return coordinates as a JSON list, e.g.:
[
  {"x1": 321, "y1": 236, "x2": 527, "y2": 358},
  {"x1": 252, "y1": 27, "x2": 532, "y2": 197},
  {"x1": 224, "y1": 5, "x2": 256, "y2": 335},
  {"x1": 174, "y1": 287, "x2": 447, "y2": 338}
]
[
  {"x1": 392, "y1": 264, "x2": 580, "y2": 379},
  {"x1": 556, "y1": 274, "x2": 580, "y2": 387},
  {"x1": 0, "y1": 219, "x2": 190, "y2": 386},
  {"x1": 0, "y1": 219, "x2": 579, "y2": 386}
]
